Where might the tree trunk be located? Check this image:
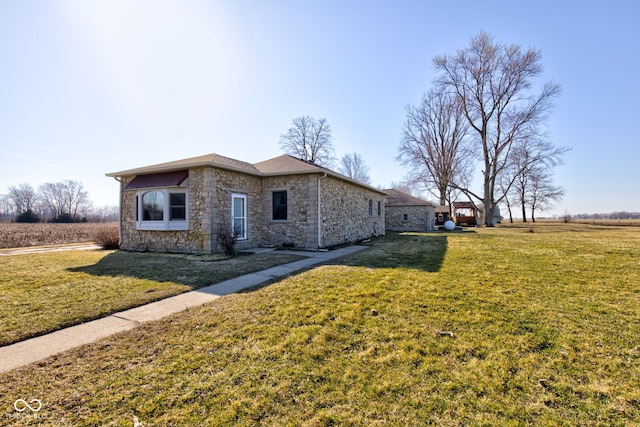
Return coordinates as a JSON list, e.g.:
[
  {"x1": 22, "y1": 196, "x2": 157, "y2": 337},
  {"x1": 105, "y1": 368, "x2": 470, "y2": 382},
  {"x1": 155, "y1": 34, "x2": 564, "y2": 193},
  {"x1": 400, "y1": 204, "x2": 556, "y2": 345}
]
[
  {"x1": 521, "y1": 203, "x2": 528, "y2": 223},
  {"x1": 483, "y1": 172, "x2": 493, "y2": 227}
]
